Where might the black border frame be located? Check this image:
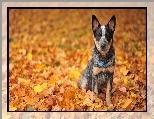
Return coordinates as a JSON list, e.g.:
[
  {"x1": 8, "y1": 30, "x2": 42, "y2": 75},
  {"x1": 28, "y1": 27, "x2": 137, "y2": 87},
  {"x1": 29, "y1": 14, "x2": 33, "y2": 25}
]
[{"x1": 7, "y1": 7, "x2": 147, "y2": 112}]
